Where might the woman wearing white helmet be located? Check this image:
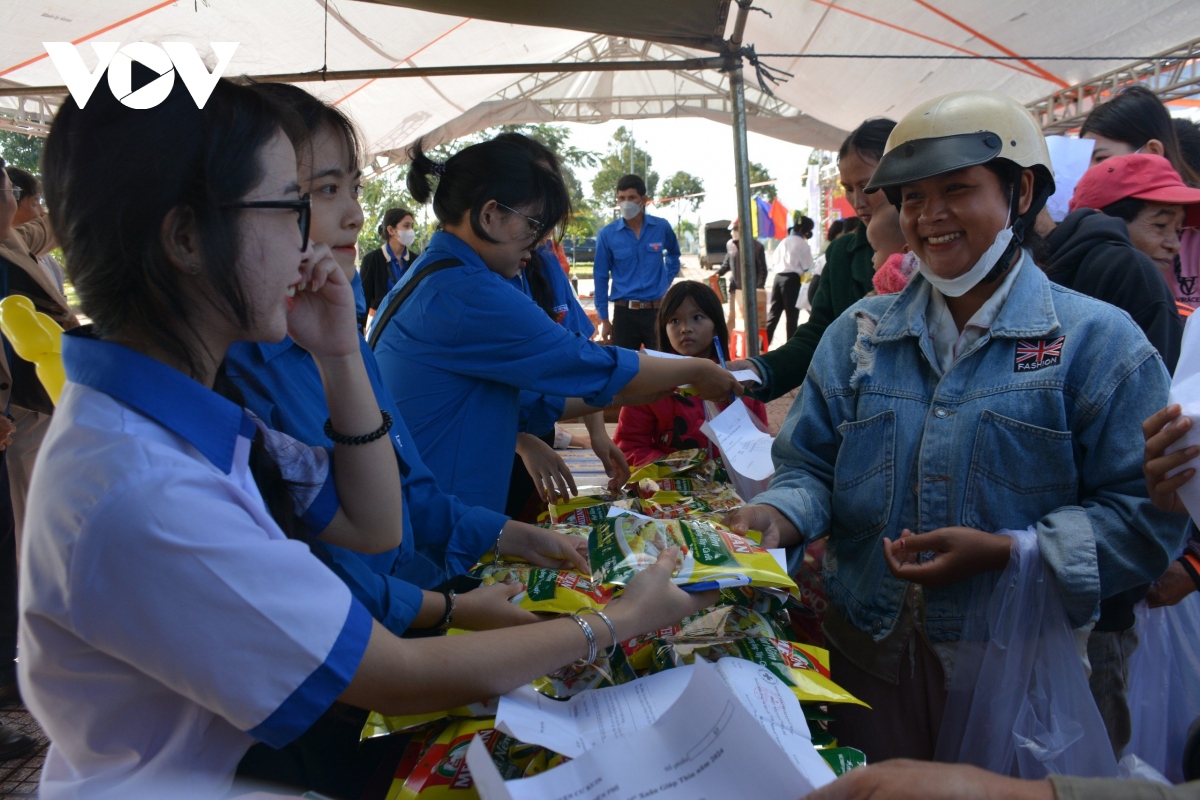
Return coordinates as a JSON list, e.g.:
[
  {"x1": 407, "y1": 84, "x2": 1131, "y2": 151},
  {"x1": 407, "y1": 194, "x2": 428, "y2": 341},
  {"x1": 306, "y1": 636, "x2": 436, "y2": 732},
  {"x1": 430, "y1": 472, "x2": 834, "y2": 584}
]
[{"x1": 727, "y1": 91, "x2": 1186, "y2": 761}]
